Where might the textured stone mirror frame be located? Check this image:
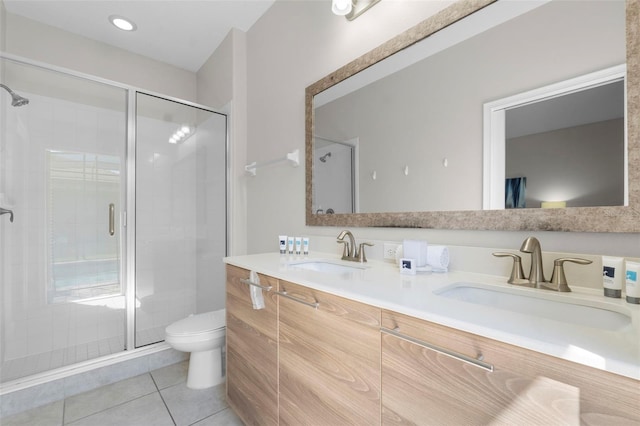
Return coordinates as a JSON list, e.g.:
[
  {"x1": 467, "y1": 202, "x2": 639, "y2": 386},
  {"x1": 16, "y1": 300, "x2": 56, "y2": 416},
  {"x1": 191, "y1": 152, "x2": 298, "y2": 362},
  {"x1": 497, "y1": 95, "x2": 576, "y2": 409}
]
[{"x1": 306, "y1": 0, "x2": 639, "y2": 232}]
